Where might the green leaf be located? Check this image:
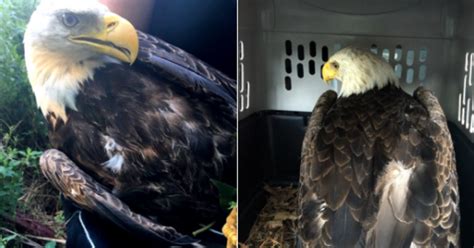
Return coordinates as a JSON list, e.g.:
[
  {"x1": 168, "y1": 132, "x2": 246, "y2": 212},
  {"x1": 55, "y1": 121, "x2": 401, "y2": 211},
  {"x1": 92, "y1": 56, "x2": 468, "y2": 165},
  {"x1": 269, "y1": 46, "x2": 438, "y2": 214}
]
[
  {"x1": 2, "y1": 234, "x2": 17, "y2": 243},
  {"x1": 8, "y1": 160, "x2": 21, "y2": 167},
  {"x1": 210, "y1": 179, "x2": 236, "y2": 210},
  {"x1": 54, "y1": 210, "x2": 65, "y2": 223},
  {"x1": 44, "y1": 241, "x2": 56, "y2": 248}
]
